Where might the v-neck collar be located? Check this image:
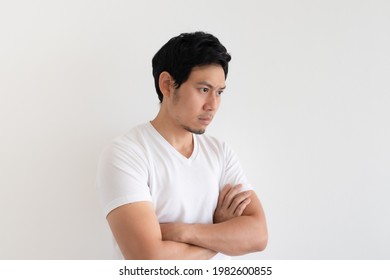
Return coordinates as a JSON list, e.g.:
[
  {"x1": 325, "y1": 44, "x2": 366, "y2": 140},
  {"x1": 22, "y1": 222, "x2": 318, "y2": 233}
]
[{"x1": 147, "y1": 122, "x2": 199, "y2": 163}]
